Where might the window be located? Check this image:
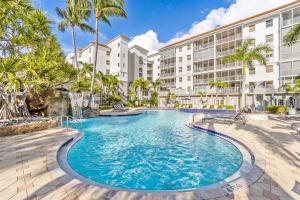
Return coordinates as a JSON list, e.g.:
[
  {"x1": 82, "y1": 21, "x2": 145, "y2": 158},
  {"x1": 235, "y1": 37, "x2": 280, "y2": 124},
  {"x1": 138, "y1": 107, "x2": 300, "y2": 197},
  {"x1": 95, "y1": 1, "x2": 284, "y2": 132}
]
[
  {"x1": 179, "y1": 47, "x2": 182, "y2": 52},
  {"x1": 118, "y1": 53, "x2": 120, "y2": 57},
  {"x1": 179, "y1": 77, "x2": 182, "y2": 82},
  {"x1": 266, "y1": 50, "x2": 273, "y2": 58},
  {"x1": 188, "y1": 76, "x2": 191, "y2": 81},
  {"x1": 89, "y1": 48, "x2": 91, "y2": 53},
  {"x1": 187, "y1": 44, "x2": 191, "y2": 50},
  {"x1": 118, "y1": 63, "x2": 120, "y2": 67},
  {"x1": 266, "y1": 34, "x2": 273, "y2": 43},
  {"x1": 179, "y1": 67, "x2": 182, "y2": 73},
  {"x1": 187, "y1": 55, "x2": 191, "y2": 60},
  {"x1": 187, "y1": 65, "x2": 191, "y2": 71},
  {"x1": 106, "y1": 51, "x2": 110, "y2": 56},
  {"x1": 282, "y1": 11, "x2": 292, "y2": 27},
  {"x1": 179, "y1": 57, "x2": 183, "y2": 62},
  {"x1": 187, "y1": 86, "x2": 191, "y2": 91},
  {"x1": 118, "y1": 43, "x2": 120, "y2": 47},
  {"x1": 249, "y1": 67, "x2": 255, "y2": 75},
  {"x1": 106, "y1": 60, "x2": 110, "y2": 65},
  {"x1": 266, "y1": 65, "x2": 273, "y2": 73},
  {"x1": 266, "y1": 19, "x2": 273, "y2": 28},
  {"x1": 106, "y1": 69, "x2": 110, "y2": 74},
  {"x1": 89, "y1": 58, "x2": 91, "y2": 63},
  {"x1": 79, "y1": 53, "x2": 82, "y2": 58},
  {"x1": 294, "y1": 7, "x2": 300, "y2": 24},
  {"x1": 266, "y1": 80, "x2": 273, "y2": 88},
  {"x1": 249, "y1": 24, "x2": 255, "y2": 32}
]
